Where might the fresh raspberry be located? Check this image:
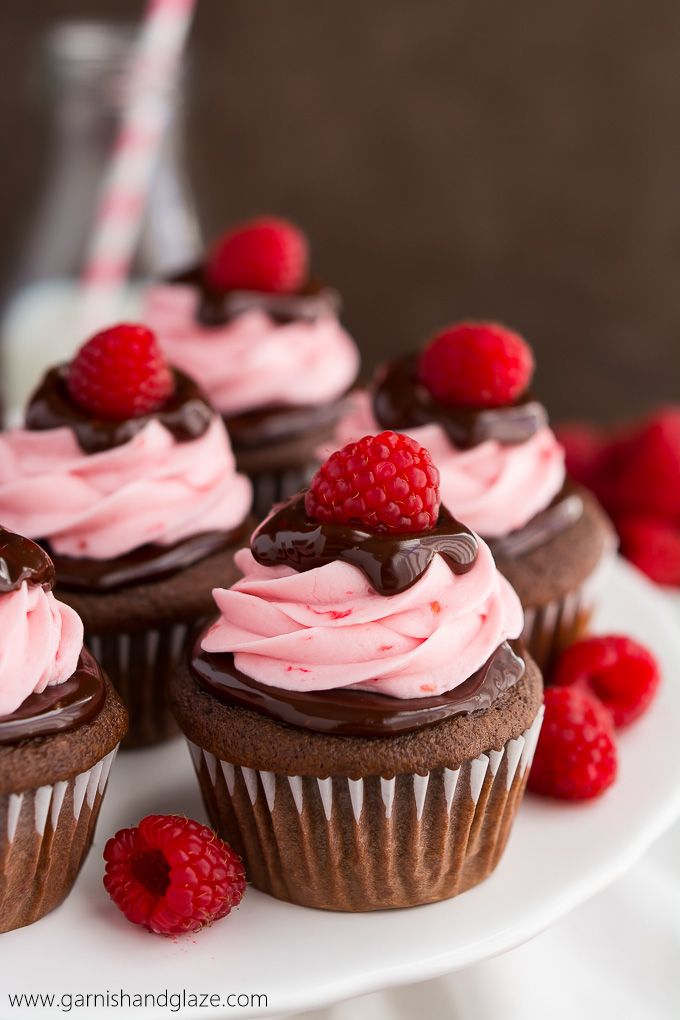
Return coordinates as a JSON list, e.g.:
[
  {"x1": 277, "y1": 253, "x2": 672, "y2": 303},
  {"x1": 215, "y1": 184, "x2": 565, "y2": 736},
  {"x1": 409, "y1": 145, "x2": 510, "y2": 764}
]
[
  {"x1": 418, "y1": 321, "x2": 535, "y2": 408},
  {"x1": 552, "y1": 634, "x2": 660, "y2": 728},
  {"x1": 616, "y1": 515, "x2": 680, "y2": 587},
  {"x1": 605, "y1": 408, "x2": 680, "y2": 521},
  {"x1": 554, "y1": 422, "x2": 608, "y2": 488},
  {"x1": 528, "y1": 687, "x2": 617, "y2": 800},
  {"x1": 205, "y1": 216, "x2": 309, "y2": 293},
  {"x1": 103, "y1": 815, "x2": 246, "y2": 936},
  {"x1": 305, "y1": 431, "x2": 441, "y2": 534},
  {"x1": 68, "y1": 323, "x2": 173, "y2": 421}
]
